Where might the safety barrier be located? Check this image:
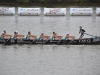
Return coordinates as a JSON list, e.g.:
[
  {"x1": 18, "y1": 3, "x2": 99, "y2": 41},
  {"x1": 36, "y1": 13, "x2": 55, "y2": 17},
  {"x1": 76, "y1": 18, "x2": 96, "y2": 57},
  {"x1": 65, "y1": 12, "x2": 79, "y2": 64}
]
[
  {"x1": 70, "y1": 8, "x2": 93, "y2": 16},
  {"x1": 96, "y1": 7, "x2": 100, "y2": 15},
  {"x1": 18, "y1": 7, "x2": 41, "y2": 16},
  {"x1": 44, "y1": 8, "x2": 66, "y2": 16},
  {"x1": 0, "y1": 7, "x2": 15, "y2": 15},
  {"x1": 0, "y1": 7, "x2": 100, "y2": 16}
]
